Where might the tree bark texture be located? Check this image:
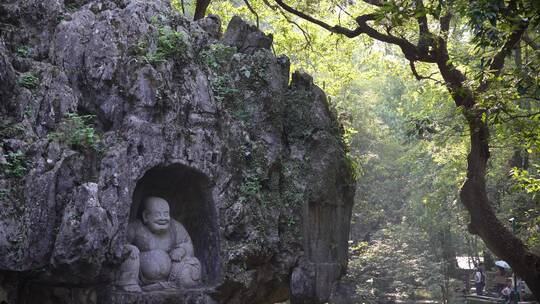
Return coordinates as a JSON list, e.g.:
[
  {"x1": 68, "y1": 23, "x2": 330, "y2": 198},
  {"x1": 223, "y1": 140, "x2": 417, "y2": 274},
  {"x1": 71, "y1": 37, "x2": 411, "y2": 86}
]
[
  {"x1": 460, "y1": 113, "x2": 540, "y2": 298},
  {"x1": 194, "y1": 0, "x2": 211, "y2": 20}
]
